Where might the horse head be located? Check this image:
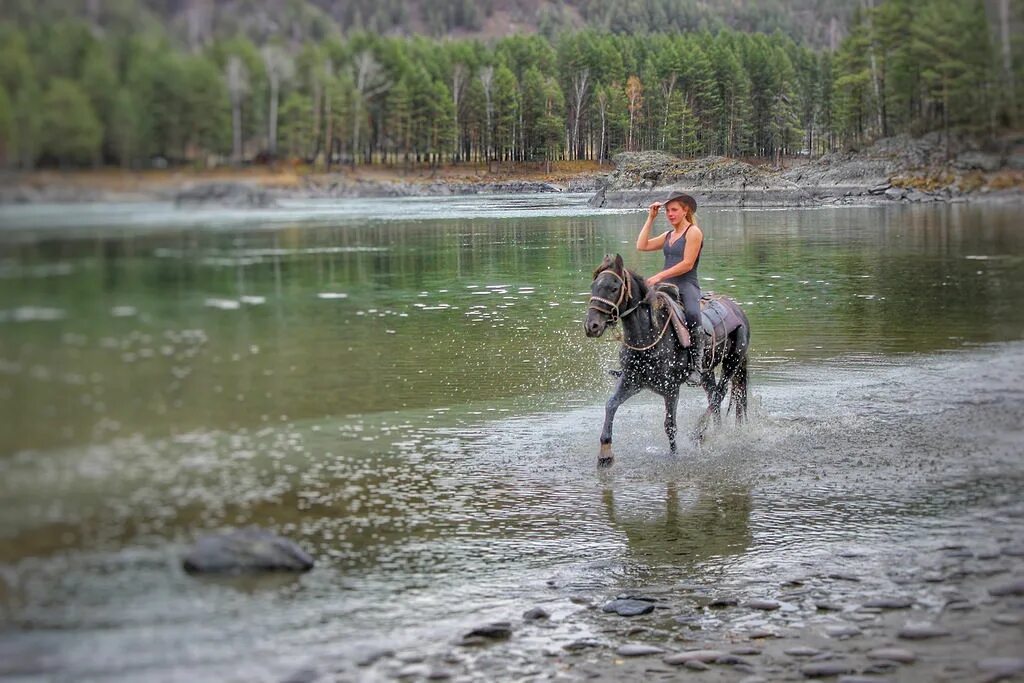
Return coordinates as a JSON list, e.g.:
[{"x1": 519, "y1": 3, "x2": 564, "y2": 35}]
[{"x1": 585, "y1": 254, "x2": 645, "y2": 338}]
